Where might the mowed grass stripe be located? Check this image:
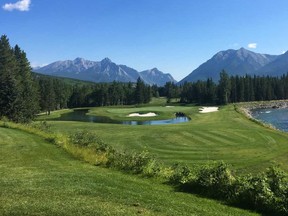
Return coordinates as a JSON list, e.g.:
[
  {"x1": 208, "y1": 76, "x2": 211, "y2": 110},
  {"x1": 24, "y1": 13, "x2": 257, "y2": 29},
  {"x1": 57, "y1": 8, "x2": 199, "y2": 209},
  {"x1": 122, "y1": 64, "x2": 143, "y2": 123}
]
[{"x1": 190, "y1": 130, "x2": 236, "y2": 146}]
